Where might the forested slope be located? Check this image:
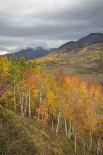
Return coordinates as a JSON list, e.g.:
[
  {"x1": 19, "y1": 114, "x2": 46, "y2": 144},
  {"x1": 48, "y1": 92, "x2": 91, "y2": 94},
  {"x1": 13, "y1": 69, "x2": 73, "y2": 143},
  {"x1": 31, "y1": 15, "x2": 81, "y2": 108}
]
[
  {"x1": 0, "y1": 56, "x2": 103, "y2": 155},
  {"x1": 1, "y1": 107, "x2": 102, "y2": 155}
]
